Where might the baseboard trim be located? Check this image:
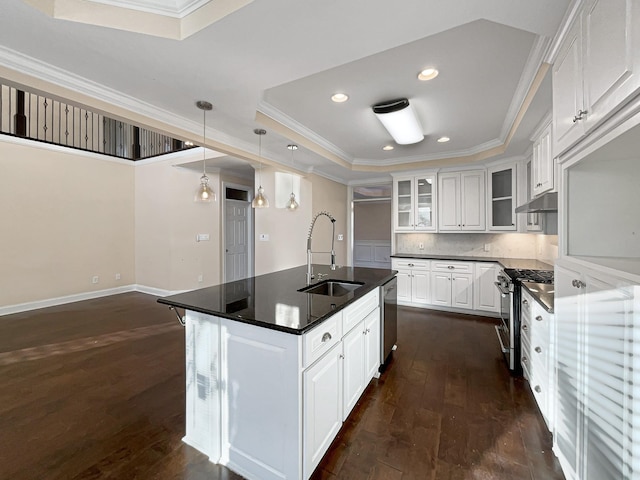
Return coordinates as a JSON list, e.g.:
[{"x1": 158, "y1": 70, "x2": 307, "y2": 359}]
[{"x1": 0, "y1": 284, "x2": 184, "y2": 316}]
